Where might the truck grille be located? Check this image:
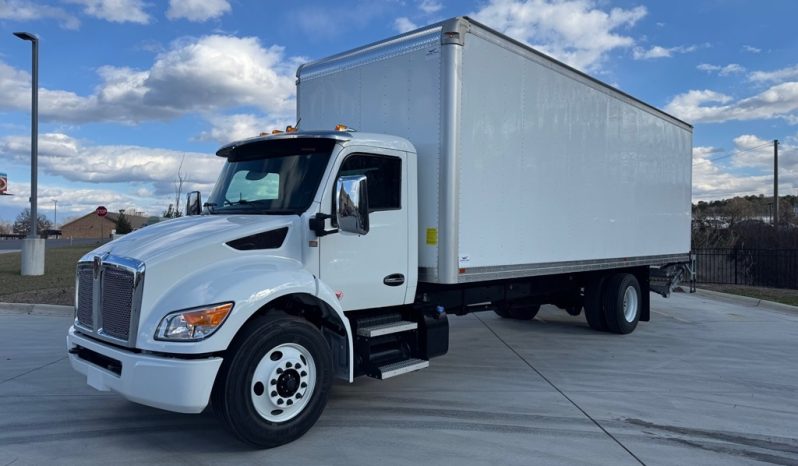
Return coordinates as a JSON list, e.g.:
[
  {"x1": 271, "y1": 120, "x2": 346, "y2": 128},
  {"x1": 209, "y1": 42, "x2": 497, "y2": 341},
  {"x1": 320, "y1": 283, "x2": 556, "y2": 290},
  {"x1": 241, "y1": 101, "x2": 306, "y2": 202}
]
[
  {"x1": 76, "y1": 264, "x2": 94, "y2": 328},
  {"x1": 74, "y1": 255, "x2": 144, "y2": 346},
  {"x1": 100, "y1": 267, "x2": 135, "y2": 340}
]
